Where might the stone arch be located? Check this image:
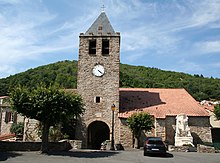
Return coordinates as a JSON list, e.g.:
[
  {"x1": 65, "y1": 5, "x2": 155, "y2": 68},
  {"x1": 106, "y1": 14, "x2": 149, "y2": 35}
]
[{"x1": 87, "y1": 121, "x2": 110, "y2": 149}]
